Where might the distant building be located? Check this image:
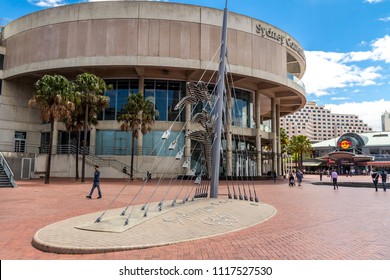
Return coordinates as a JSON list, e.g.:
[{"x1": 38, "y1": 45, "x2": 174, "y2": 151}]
[
  {"x1": 280, "y1": 101, "x2": 372, "y2": 142},
  {"x1": 310, "y1": 131, "x2": 390, "y2": 175},
  {"x1": 381, "y1": 111, "x2": 390, "y2": 132}
]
